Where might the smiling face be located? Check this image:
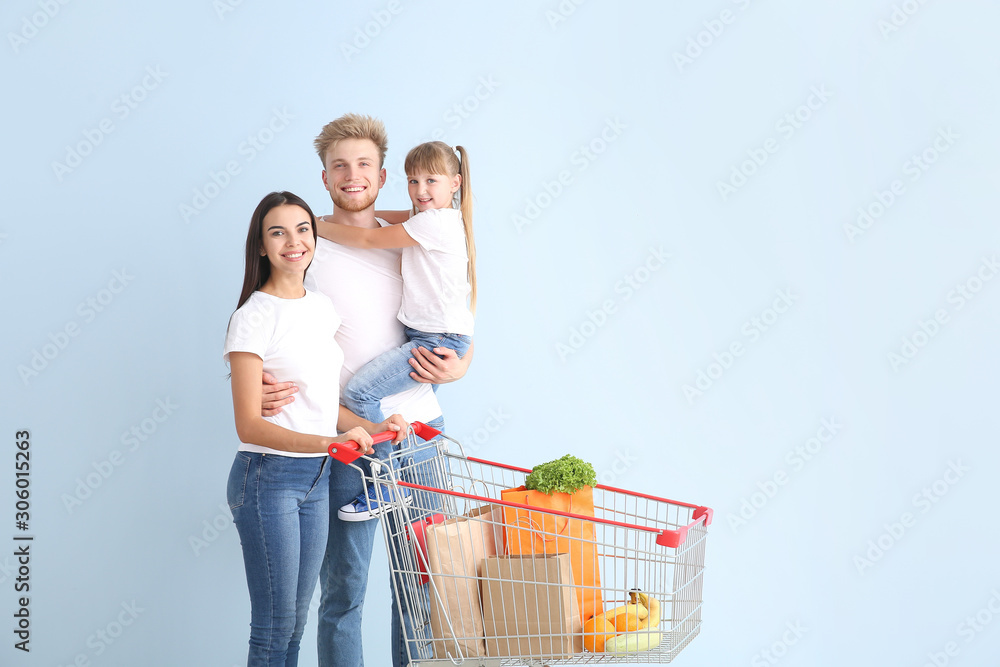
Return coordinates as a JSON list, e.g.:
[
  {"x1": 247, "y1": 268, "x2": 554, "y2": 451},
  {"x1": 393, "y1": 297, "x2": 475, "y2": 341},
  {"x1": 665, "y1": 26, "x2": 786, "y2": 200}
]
[
  {"x1": 321, "y1": 137, "x2": 386, "y2": 212},
  {"x1": 407, "y1": 171, "x2": 461, "y2": 212},
  {"x1": 259, "y1": 204, "x2": 315, "y2": 276}
]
